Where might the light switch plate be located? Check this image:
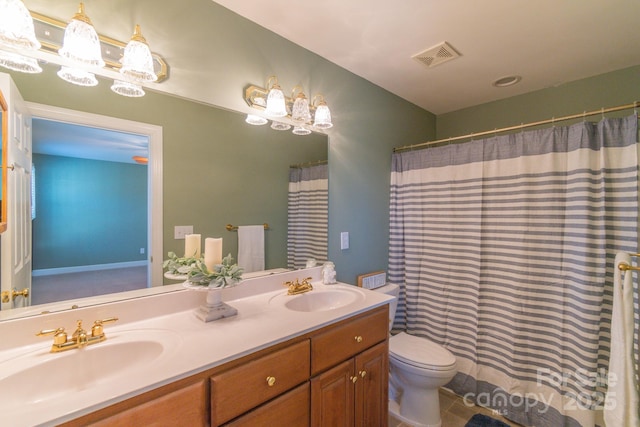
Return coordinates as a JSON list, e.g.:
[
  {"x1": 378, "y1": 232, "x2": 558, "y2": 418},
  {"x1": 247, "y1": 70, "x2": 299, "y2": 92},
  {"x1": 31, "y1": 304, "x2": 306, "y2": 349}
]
[
  {"x1": 174, "y1": 225, "x2": 193, "y2": 239},
  {"x1": 340, "y1": 231, "x2": 349, "y2": 250}
]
